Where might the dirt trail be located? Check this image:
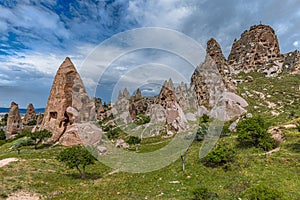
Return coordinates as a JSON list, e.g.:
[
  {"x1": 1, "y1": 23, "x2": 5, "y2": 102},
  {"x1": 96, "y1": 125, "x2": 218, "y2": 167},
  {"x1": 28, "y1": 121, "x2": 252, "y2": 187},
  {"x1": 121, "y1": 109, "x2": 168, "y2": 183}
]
[{"x1": 0, "y1": 158, "x2": 18, "y2": 168}]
